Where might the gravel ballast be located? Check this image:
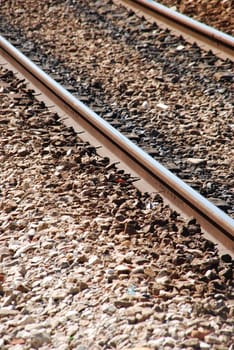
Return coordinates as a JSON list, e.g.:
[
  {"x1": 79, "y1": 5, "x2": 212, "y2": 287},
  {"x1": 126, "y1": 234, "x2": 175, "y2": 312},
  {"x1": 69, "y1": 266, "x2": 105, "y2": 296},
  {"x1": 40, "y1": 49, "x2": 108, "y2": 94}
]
[
  {"x1": 1, "y1": 0, "x2": 233, "y2": 217},
  {"x1": 0, "y1": 64, "x2": 234, "y2": 349}
]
